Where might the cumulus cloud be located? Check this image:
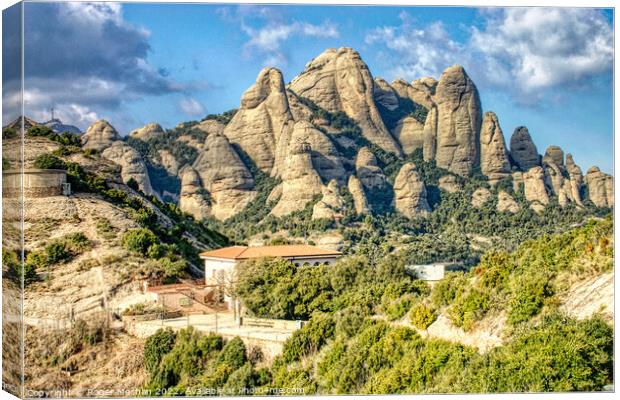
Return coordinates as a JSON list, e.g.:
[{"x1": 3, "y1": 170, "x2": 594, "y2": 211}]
[
  {"x1": 364, "y1": 8, "x2": 612, "y2": 104},
  {"x1": 220, "y1": 5, "x2": 339, "y2": 68},
  {"x1": 469, "y1": 8, "x2": 613, "y2": 92},
  {"x1": 16, "y1": 2, "x2": 195, "y2": 130},
  {"x1": 365, "y1": 12, "x2": 465, "y2": 81},
  {"x1": 178, "y1": 97, "x2": 206, "y2": 117}
]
